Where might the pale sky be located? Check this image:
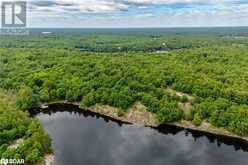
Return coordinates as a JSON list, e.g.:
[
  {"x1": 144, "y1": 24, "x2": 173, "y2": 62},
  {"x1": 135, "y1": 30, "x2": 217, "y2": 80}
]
[{"x1": 1, "y1": 0, "x2": 248, "y2": 28}]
